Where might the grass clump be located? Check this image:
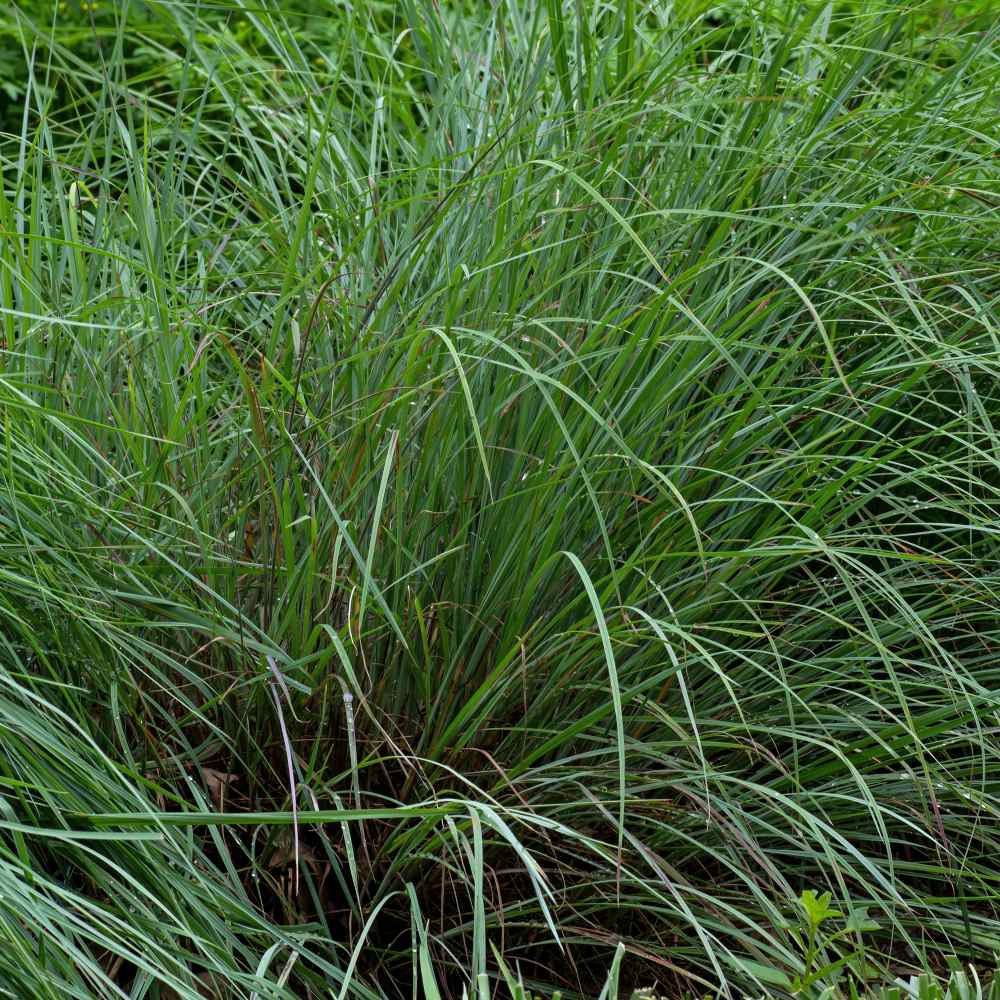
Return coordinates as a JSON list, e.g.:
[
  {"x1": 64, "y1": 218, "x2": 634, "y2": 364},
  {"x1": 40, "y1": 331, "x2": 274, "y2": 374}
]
[{"x1": 0, "y1": 0, "x2": 999, "y2": 996}]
